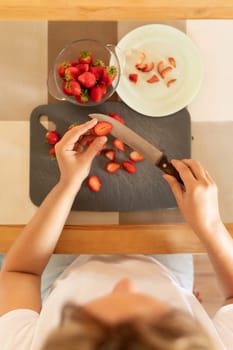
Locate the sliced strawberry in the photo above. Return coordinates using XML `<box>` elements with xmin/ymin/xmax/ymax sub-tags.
<box><xmin>78</xmin><ymin>71</ymin><xmax>96</xmax><ymax>88</ymax></box>
<box><xmin>90</xmin><ymin>85</ymin><xmax>104</xmax><ymax>103</ymax></box>
<box><xmin>78</xmin><ymin>50</ymin><xmax>93</xmax><ymax>65</ymax></box>
<box><xmin>105</xmin><ymin>161</ymin><xmax>120</xmax><ymax>174</ymax></box>
<box><xmin>57</xmin><ymin>61</ymin><xmax>70</xmax><ymax>78</ymax></box>
<box><xmin>160</xmin><ymin>66</ymin><xmax>173</xmax><ymax>79</ymax></box>
<box><xmin>129</xmin><ymin>150</ymin><xmax>144</xmax><ymax>162</ymax></box>
<box><xmin>75</xmin><ymin>89</ymin><xmax>89</xmax><ymax>104</ymax></box>
<box><xmin>108</xmin><ymin>112</ymin><xmax>125</xmax><ymax>124</ymax></box>
<box><xmin>122</xmin><ymin>161</ymin><xmax>136</xmax><ymax>174</ymax></box>
<box><xmin>143</xmin><ymin>62</ymin><xmax>154</xmax><ymax>72</ymax></box>
<box><xmin>49</xmin><ymin>146</ymin><xmax>56</xmax><ymax>160</ymax></box>
<box><xmin>157</xmin><ymin>61</ymin><xmax>164</xmax><ymax>76</ymax></box>
<box><xmin>166</xmin><ymin>78</ymin><xmax>177</xmax><ymax>88</ymax></box>
<box><xmin>136</xmin><ymin>52</ymin><xmax>146</xmax><ymax>65</ymax></box>
<box><xmin>64</xmin><ymin>66</ymin><xmax>79</xmax><ymax>81</ymax></box>
<box><xmin>76</xmin><ymin>63</ymin><xmax>89</xmax><ymax>75</ymax></box>
<box><xmin>70</xmin><ymin>81</ymin><xmax>81</xmax><ymax>96</ymax></box>
<box><xmin>147</xmin><ymin>74</ymin><xmax>159</xmax><ymax>83</ymax></box>
<box><xmin>87</xmin><ymin>175</ymin><xmax>101</xmax><ymax>192</ymax></box>
<box><xmin>104</xmin><ymin>149</ymin><xmax>116</xmax><ymax>161</ymax></box>
<box><xmin>93</xmin><ymin>121</ymin><xmax>112</xmax><ymax>136</ymax></box>
<box><xmin>113</xmin><ymin>138</ymin><xmax>125</xmax><ymax>152</ymax></box>
<box><xmin>135</xmin><ymin>63</ymin><xmax>147</xmax><ymax>71</ymax></box>
<box><xmin>62</xmin><ymin>81</ymin><xmax>73</xmax><ymax>96</ymax></box>
<box><xmin>128</xmin><ymin>73</ymin><xmax>138</xmax><ymax>84</ymax></box>
<box><xmin>101</xmin><ymin>66</ymin><xmax>117</xmax><ymax>85</ymax></box>
<box><xmin>45</xmin><ymin>130</ymin><xmax>60</xmax><ymax>145</ymax></box>
<box><xmin>168</xmin><ymin>57</ymin><xmax>176</xmax><ymax>68</ymax></box>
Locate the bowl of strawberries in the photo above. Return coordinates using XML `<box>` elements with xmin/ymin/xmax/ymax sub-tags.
<box><xmin>48</xmin><ymin>39</ymin><xmax>121</xmax><ymax>106</ymax></box>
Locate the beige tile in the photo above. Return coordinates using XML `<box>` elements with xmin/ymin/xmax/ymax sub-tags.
<box><xmin>119</xmin><ymin>208</ymin><xmax>183</xmax><ymax>224</ymax></box>
<box><xmin>67</xmin><ymin>211</ymin><xmax>119</xmax><ymax>225</ymax></box>
<box><xmin>0</xmin><ymin>21</ymin><xmax>48</xmax><ymax>121</ymax></box>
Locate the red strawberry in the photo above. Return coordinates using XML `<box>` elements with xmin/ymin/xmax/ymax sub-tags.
<box><xmin>135</xmin><ymin>63</ymin><xmax>147</xmax><ymax>71</ymax></box>
<box><xmin>129</xmin><ymin>150</ymin><xmax>144</xmax><ymax>162</ymax></box>
<box><xmin>128</xmin><ymin>74</ymin><xmax>138</xmax><ymax>84</ymax></box>
<box><xmin>78</xmin><ymin>50</ymin><xmax>93</xmax><ymax>64</ymax></box>
<box><xmin>90</xmin><ymin>61</ymin><xmax>105</xmax><ymax>80</ymax></box>
<box><xmin>168</xmin><ymin>57</ymin><xmax>176</xmax><ymax>68</ymax></box>
<box><xmin>70</xmin><ymin>81</ymin><xmax>81</xmax><ymax>96</ymax></box>
<box><xmin>108</xmin><ymin>112</ymin><xmax>125</xmax><ymax>124</ymax></box>
<box><xmin>113</xmin><ymin>138</ymin><xmax>124</xmax><ymax>151</ymax></box>
<box><xmin>93</xmin><ymin>121</ymin><xmax>112</xmax><ymax>136</ymax></box>
<box><xmin>49</xmin><ymin>146</ymin><xmax>56</xmax><ymax>160</ymax></box>
<box><xmin>143</xmin><ymin>62</ymin><xmax>154</xmax><ymax>72</ymax></box>
<box><xmin>87</xmin><ymin>175</ymin><xmax>101</xmax><ymax>192</ymax></box>
<box><xmin>102</xmin><ymin>66</ymin><xmax>117</xmax><ymax>85</ymax></box>
<box><xmin>45</xmin><ymin>130</ymin><xmax>60</xmax><ymax>145</ymax></box>
<box><xmin>105</xmin><ymin>161</ymin><xmax>121</xmax><ymax>174</ymax></box>
<box><xmin>99</xmin><ymin>82</ymin><xmax>107</xmax><ymax>95</ymax></box>
<box><xmin>64</xmin><ymin>66</ymin><xmax>79</xmax><ymax>81</ymax></box>
<box><xmin>75</xmin><ymin>89</ymin><xmax>89</xmax><ymax>104</ymax></box>
<box><xmin>122</xmin><ymin>161</ymin><xmax>136</xmax><ymax>174</ymax></box>
<box><xmin>78</xmin><ymin>71</ymin><xmax>96</xmax><ymax>88</ymax></box>
<box><xmin>147</xmin><ymin>74</ymin><xmax>159</xmax><ymax>83</ymax></box>
<box><xmin>104</xmin><ymin>149</ymin><xmax>116</xmax><ymax>161</ymax></box>
<box><xmin>90</xmin><ymin>85</ymin><xmax>104</xmax><ymax>103</ymax></box>
<box><xmin>76</xmin><ymin>63</ymin><xmax>89</xmax><ymax>75</ymax></box>
<box><xmin>69</xmin><ymin>60</ymin><xmax>78</xmax><ymax>66</ymax></box>
<box><xmin>57</xmin><ymin>61</ymin><xmax>70</xmax><ymax>78</ymax></box>
<box><xmin>62</xmin><ymin>81</ymin><xmax>73</xmax><ymax>96</ymax></box>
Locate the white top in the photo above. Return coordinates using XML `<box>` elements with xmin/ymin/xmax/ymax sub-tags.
<box><xmin>0</xmin><ymin>255</ymin><xmax>232</xmax><ymax>350</ymax></box>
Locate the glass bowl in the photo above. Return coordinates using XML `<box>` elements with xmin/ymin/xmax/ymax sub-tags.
<box><xmin>48</xmin><ymin>39</ymin><xmax>121</xmax><ymax>107</ymax></box>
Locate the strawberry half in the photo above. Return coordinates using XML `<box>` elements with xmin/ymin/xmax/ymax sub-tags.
<box><xmin>87</xmin><ymin>175</ymin><xmax>101</xmax><ymax>192</ymax></box>
<box><xmin>122</xmin><ymin>161</ymin><xmax>137</xmax><ymax>174</ymax></box>
<box><xmin>78</xmin><ymin>50</ymin><xmax>93</xmax><ymax>65</ymax></box>
<box><xmin>93</xmin><ymin>121</ymin><xmax>112</xmax><ymax>136</ymax></box>
<box><xmin>105</xmin><ymin>161</ymin><xmax>121</xmax><ymax>174</ymax></box>
<box><xmin>78</xmin><ymin>71</ymin><xmax>96</xmax><ymax>88</ymax></box>
<box><xmin>168</xmin><ymin>57</ymin><xmax>176</xmax><ymax>68</ymax></box>
<box><xmin>129</xmin><ymin>150</ymin><xmax>144</xmax><ymax>162</ymax></box>
<box><xmin>45</xmin><ymin>130</ymin><xmax>60</xmax><ymax>145</ymax></box>
<box><xmin>104</xmin><ymin>149</ymin><xmax>116</xmax><ymax>161</ymax></box>
<box><xmin>128</xmin><ymin>74</ymin><xmax>138</xmax><ymax>84</ymax></box>
<box><xmin>112</xmin><ymin>138</ymin><xmax>125</xmax><ymax>152</ymax></box>
<box><xmin>108</xmin><ymin>112</ymin><xmax>125</xmax><ymax>124</ymax></box>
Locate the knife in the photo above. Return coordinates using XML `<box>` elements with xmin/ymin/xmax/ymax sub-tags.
<box><xmin>89</xmin><ymin>113</ymin><xmax>183</xmax><ymax>185</ymax></box>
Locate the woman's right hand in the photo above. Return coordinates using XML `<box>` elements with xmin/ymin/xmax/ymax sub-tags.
<box><xmin>163</xmin><ymin>159</ymin><xmax>222</xmax><ymax>236</ymax></box>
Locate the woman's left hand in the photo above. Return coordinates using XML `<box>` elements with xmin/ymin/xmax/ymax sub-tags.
<box><xmin>55</xmin><ymin>119</ymin><xmax>107</xmax><ymax>191</ymax></box>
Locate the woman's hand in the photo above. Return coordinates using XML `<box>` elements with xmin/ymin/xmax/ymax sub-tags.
<box><xmin>55</xmin><ymin>119</ymin><xmax>107</xmax><ymax>192</ymax></box>
<box><xmin>163</xmin><ymin>159</ymin><xmax>222</xmax><ymax>236</ymax></box>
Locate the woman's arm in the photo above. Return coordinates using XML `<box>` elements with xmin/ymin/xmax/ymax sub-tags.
<box><xmin>0</xmin><ymin>119</ymin><xmax>107</xmax><ymax>314</ymax></box>
<box><xmin>164</xmin><ymin>159</ymin><xmax>233</xmax><ymax>303</ymax></box>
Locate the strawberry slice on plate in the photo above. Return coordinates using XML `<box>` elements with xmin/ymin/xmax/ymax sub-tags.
<box><xmin>87</xmin><ymin>175</ymin><xmax>101</xmax><ymax>192</ymax></box>
<box><xmin>93</xmin><ymin>121</ymin><xmax>113</xmax><ymax>136</ymax></box>
<box><xmin>128</xmin><ymin>73</ymin><xmax>138</xmax><ymax>84</ymax></box>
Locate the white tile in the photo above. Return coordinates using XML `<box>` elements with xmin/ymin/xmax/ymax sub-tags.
<box><xmin>192</xmin><ymin>122</ymin><xmax>233</xmax><ymax>222</ymax></box>
<box><xmin>0</xmin><ymin>21</ymin><xmax>48</xmax><ymax>121</ymax></box>
<box><xmin>187</xmin><ymin>20</ymin><xmax>233</xmax><ymax>122</ymax></box>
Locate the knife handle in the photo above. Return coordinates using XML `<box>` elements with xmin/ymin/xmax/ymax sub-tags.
<box><xmin>157</xmin><ymin>154</ymin><xmax>184</xmax><ymax>185</ymax></box>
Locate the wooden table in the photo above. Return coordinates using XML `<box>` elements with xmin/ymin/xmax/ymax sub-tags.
<box><xmin>0</xmin><ymin>1</ymin><xmax>233</xmax><ymax>254</ymax></box>
<box><xmin>0</xmin><ymin>0</ymin><xmax>233</xmax><ymax>20</ymax></box>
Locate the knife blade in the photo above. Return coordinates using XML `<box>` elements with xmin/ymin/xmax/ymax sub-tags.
<box><xmin>89</xmin><ymin>113</ymin><xmax>183</xmax><ymax>184</ymax></box>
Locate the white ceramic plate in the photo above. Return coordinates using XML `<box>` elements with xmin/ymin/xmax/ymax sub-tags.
<box><xmin>116</xmin><ymin>24</ymin><xmax>202</xmax><ymax>117</ymax></box>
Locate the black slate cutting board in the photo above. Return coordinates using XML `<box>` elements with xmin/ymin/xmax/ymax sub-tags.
<box><xmin>30</xmin><ymin>101</ymin><xmax>191</xmax><ymax>211</ymax></box>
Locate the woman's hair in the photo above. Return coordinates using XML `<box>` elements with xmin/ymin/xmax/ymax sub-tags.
<box><xmin>42</xmin><ymin>303</ymin><xmax>218</xmax><ymax>350</ymax></box>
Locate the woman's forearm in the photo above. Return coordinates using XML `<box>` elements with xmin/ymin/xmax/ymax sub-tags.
<box><xmin>2</xmin><ymin>180</ymin><xmax>80</xmax><ymax>276</ymax></box>
<box><xmin>195</xmin><ymin>222</ymin><xmax>233</xmax><ymax>300</ymax></box>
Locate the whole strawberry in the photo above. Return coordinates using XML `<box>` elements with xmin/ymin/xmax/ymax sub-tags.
<box><xmin>57</xmin><ymin>61</ymin><xmax>70</xmax><ymax>78</ymax></box>
<box><xmin>90</xmin><ymin>59</ymin><xmax>105</xmax><ymax>80</ymax></box>
<box><xmin>78</xmin><ymin>50</ymin><xmax>93</xmax><ymax>65</ymax></box>
<box><xmin>102</xmin><ymin>66</ymin><xmax>117</xmax><ymax>85</ymax></box>
<box><xmin>90</xmin><ymin>85</ymin><xmax>104</xmax><ymax>103</ymax></box>
<box><xmin>78</xmin><ymin>71</ymin><xmax>96</xmax><ymax>88</ymax></box>
<box><xmin>46</xmin><ymin>131</ymin><xmax>60</xmax><ymax>145</ymax></box>
<box><xmin>64</xmin><ymin>66</ymin><xmax>79</xmax><ymax>81</ymax></box>
<box><xmin>76</xmin><ymin>89</ymin><xmax>89</xmax><ymax>104</ymax></box>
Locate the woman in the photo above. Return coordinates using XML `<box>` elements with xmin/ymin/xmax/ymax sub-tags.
<box><xmin>0</xmin><ymin>119</ymin><xmax>232</xmax><ymax>349</ymax></box>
